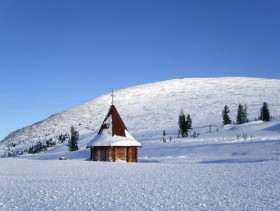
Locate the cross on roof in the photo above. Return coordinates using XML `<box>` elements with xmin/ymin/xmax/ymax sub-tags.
<box><xmin>111</xmin><ymin>88</ymin><xmax>115</xmax><ymax>105</ymax></box>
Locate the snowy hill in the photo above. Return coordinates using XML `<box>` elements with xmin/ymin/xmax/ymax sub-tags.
<box><xmin>1</xmin><ymin>77</ymin><xmax>280</xmax><ymax>159</ymax></box>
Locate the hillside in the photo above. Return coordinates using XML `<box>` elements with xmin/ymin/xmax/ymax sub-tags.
<box><xmin>1</xmin><ymin>77</ymin><xmax>280</xmax><ymax>158</ymax></box>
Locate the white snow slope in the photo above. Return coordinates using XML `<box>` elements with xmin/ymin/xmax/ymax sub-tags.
<box><xmin>1</xmin><ymin>77</ymin><xmax>280</xmax><ymax>210</ymax></box>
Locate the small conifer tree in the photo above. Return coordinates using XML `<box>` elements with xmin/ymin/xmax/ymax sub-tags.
<box><xmin>178</xmin><ymin>110</ymin><xmax>187</xmax><ymax>137</ymax></box>
<box><xmin>186</xmin><ymin>114</ymin><xmax>192</xmax><ymax>132</ymax></box>
<box><xmin>259</xmin><ymin>102</ymin><xmax>271</xmax><ymax>122</ymax></box>
<box><xmin>222</xmin><ymin>105</ymin><xmax>232</xmax><ymax>125</ymax></box>
<box><xmin>244</xmin><ymin>104</ymin><xmax>249</xmax><ymax>123</ymax></box>
<box><xmin>69</xmin><ymin>126</ymin><xmax>79</xmax><ymax>151</ymax></box>
<box><xmin>236</xmin><ymin>104</ymin><xmax>247</xmax><ymax>124</ymax></box>
<box><xmin>178</xmin><ymin>110</ymin><xmax>192</xmax><ymax>137</ymax></box>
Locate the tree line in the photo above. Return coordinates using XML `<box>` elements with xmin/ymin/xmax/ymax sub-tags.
<box><xmin>177</xmin><ymin>102</ymin><xmax>272</xmax><ymax>138</ymax></box>
<box><xmin>222</xmin><ymin>102</ymin><xmax>272</xmax><ymax>125</ymax></box>
<box><xmin>1</xmin><ymin>126</ymin><xmax>80</xmax><ymax>158</ymax></box>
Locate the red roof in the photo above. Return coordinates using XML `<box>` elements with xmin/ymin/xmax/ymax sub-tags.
<box><xmin>97</xmin><ymin>105</ymin><xmax>127</xmax><ymax>137</ymax></box>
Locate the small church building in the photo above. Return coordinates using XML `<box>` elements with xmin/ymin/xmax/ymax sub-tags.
<box><xmin>87</xmin><ymin>103</ymin><xmax>141</xmax><ymax>162</ymax></box>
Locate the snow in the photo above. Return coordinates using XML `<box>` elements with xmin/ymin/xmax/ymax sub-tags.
<box><xmin>0</xmin><ymin>158</ymin><xmax>280</xmax><ymax>210</ymax></box>
<box><xmin>87</xmin><ymin>130</ymin><xmax>141</xmax><ymax>147</ymax></box>
<box><xmin>1</xmin><ymin>77</ymin><xmax>280</xmax><ymax>210</ymax></box>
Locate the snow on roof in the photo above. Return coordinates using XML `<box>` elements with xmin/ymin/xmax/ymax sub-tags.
<box><xmin>87</xmin><ymin>130</ymin><xmax>141</xmax><ymax>147</ymax></box>
<box><xmin>87</xmin><ymin>105</ymin><xmax>141</xmax><ymax>147</ymax></box>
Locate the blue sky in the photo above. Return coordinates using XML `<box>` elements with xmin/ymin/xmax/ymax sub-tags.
<box><xmin>1</xmin><ymin>0</ymin><xmax>280</xmax><ymax>140</ymax></box>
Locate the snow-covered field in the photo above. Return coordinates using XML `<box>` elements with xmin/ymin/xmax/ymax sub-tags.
<box><xmin>1</xmin><ymin>155</ymin><xmax>280</xmax><ymax>210</ymax></box>
<box><xmin>1</xmin><ymin>77</ymin><xmax>280</xmax><ymax>210</ymax></box>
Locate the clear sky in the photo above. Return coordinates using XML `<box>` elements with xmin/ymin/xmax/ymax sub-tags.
<box><xmin>1</xmin><ymin>0</ymin><xmax>280</xmax><ymax>140</ymax></box>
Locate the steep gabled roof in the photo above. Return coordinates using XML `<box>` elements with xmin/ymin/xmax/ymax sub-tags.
<box><xmin>97</xmin><ymin>105</ymin><xmax>127</xmax><ymax>137</ymax></box>
<box><xmin>87</xmin><ymin>105</ymin><xmax>141</xmax><ymax>147</ymax></box>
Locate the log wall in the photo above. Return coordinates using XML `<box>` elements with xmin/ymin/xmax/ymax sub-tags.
<box><xmin>90</xmin><ymin>146</ymin><xmax>139</xmax><ymax>162</ymax></box>
<box><xmin>114</xmin><ymin>147</ymin><xmax>127</xmax><ymax>162</ymax></box>
<box><xmin>127</xmin><ymin>147</ymin><xmax>138</xmax><ymax>162</ymax></box>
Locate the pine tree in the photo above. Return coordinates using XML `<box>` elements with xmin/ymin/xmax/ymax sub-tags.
<box><xmin>178</xmin><ymin>110</ymin><xmax>187</xmax><ymax>137</ymax></box>
<box><xmin>244</xmin><ymin>104</ymin><xmax>249</xmax><ymax>123</ymax></box>
<box><xmin>178</xmin><ymin>111</ymin><xmax>192</xmax><ymax>137</ymax></box>
<box><xmin>186</xmin><ymin>114</ymin><xmax>192</xmax><ymax>132</ymax></box>
<box><xmin>259</xmin><ymin>102</ymin><xmax>271</xmax><ymax>122</ymax></box>
<box><xmin>69</xmin><ymin>126</ymin><xmax>79</xmax><ymax>151</ymax></box>
<box><xmin>222</xmin><ymin>105</ymin><xmax>232</xmax><ymax>125</ymax></box>
<box><xmin>236</xmin><ymin>104</ymin><xmax>245</xmax><ymax>124</ymax></box>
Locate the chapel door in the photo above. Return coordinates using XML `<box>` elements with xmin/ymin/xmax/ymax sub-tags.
<box><xmin>100</xmin><ymin>148</ymin><xmax>109</xmax><ymax>161</ymax></box>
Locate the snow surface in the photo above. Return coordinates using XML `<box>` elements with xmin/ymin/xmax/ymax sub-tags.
<box><xmin>1</xmin><ymin>77</ymin><xmax>280</xmax><ymax>210</ymax></box>
<box><xmin>0</xmin><ymin>158</ymin><xmax>280</xmax><ymax>210</ymax></box>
